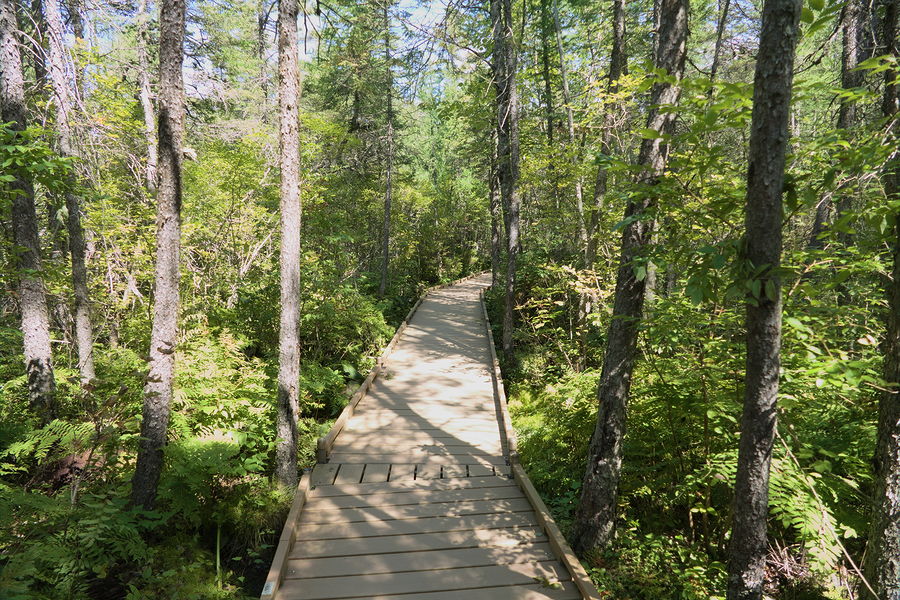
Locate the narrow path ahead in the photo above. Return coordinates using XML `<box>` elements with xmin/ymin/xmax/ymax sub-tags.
<box><xmin>263</xmin><ymin>274</ymin><xmax>598</xmax><ymax>600</ymax></box>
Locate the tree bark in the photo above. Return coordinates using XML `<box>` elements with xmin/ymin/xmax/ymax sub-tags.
<box><xmin>808</xmin><ymin>0</ymin><xmax>862</xmax><ymax>251</ymax></box>
<box><xmin>274</xmin><ymin>0</ymin><xmax>301</xmax><ymax>490</ymax></box>
<box><xmin>539</xmin><ymin>0</ymin><xmax>554</xmax><ymax>146</ymax></box>
<box><xmin>709</xmin><ymin>0</ymin><xmax>730</xmax><ymax>83</ymax></box>
<box><xmin>551</xmin><ymin>0</ymin><xmax>587</xmax><ymax>250</ymax></box>
<box><xmin>866</xmin><ymin>2</ymin><xmax>900</xmax><ymax>597</ymax></box>
<box><xmin>491</xmin><ymin>0</ymin><xmax>521</xmax><ymax>364</ymax></box>
<box><xmin>130</xmin><ymin>0</ymin><xmax>186</xmax><ymax>510</ymax></box>
<box><xmin>586</xmin><ymin>0</ymin><xmax>626</xmax><ymax>268</ymax></box>
<box><xmin>137</xmin><ymin>0</ymin><xmax>158</xmax><ymax>194</ymax></box>
<box><xmin>725</xmin><ymin>0</ymin><xmax>801</xmax><ymax>598</ymax></box>
<box><xmin>571</xmin><ymin>0</ymin><xmax>687</xmax><ymax>554</ymax></box>
<box><xmin>1</xmin><ymin>0</ymin><xmax>57</xmax><ymax>418</ymax></box>
<box><xmin>490</xmin><ymin>125</ymin><xmax>502</xmax><ymax>291</ymax></box>
<box><xmin>378</xmin><ymin>1</ymin><xmax>393</xmax><ymax>298</ymax></box>
<box><xmin>45</xmin><ymin>0</ymin><xmax>94</xmax><ymax>384</ymax></box>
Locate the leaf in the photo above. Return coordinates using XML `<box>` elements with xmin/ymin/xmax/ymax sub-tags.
<box><xmin>801</xmin><ymin>6</ymin><xmax>814</xmax><ymax>23</ymax></box>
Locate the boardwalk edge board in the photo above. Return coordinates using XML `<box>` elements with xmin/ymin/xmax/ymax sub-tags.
<box><xmin>260</xmin><ymin>472</ymin><xmax>312</xmax><ymax>600</ymax></box>
<box><xmin>480</xmin><ymin>288</ymin><xmax>602</xmax><ymax>600</ymax></box>
<box><xmin>316</xmin><ymin>271</ymin><xmax>487</xmax><ymax>463</ymax></box>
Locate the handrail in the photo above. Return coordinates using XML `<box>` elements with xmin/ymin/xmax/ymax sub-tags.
<box><xmin>259</xmin><ymin>472</ymin><xmax>312</xmax><ymax>600</ymax></box>
<box><xmin>479</xmin><ymin>288</ymin><xmax>518</xmax><ymax>459</ymax></box>
<box><xmin>479</xmin><ymin>287</ymin><xmax>601</xmax><ymax>600</ymax></box>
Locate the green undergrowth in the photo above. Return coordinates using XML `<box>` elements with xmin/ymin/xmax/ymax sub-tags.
<box><xmin>491</xmin><ymin>255</ymin><xmax>878</xmax><ymax>599</ymax></box>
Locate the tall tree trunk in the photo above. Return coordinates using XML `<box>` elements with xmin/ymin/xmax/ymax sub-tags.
<box><xmin>137</xmin><ymin>0</ymin><xmax>158</xmax><ymax>194</ymax></box>
<box><xmin>258</xmin><ymin>0</ymin><xmax>269</xmax><ymax>107</ymax></box>
<box><xmin>539</xmin><ymin>0</ymin><xmax>554</xmax><ymax>145</ymax></box>
<box><xmin>130</xmin><ymin>0</ymin><xmax>186</xmax><ymax>510</ymax></box>
<box><xmin>64</xmin><ymin>0</ymin><xmax>85</xmax><ymax>90</ymax></box>
<box><xmin>585</xmin><ymin>0</ymin><xmax>626</xmax><ymax>268</ymax></box>
<box><xmin>709</xmin><ymin>0</ymin><xmax>730</xmax><ymax>83</ymax></box>
<box><xmin>571</xmin><ymin>0</ymin><xmax>687</xmax><ymax>554</ymax></box>
<box><xmin>274</xmin><ymin>0</ymin><xmax>301</xmax><ymax>490</ymax></box>
<box><xmin>808</xmin><ymin>0</ymin><xmax>862</xmax><ymax>251</ymax></box>
<box><xmin>491</xmin><ymin>0</ymin><xmax>521</xmax><ymax>364</ymax></box>
<box><xmin>1</xmin><ymin>0</ymin><xmax>57</xmax><ymax>418</ymax></box>
<box><xmin>378</xmin><ymin>1</ymin><xmax>393</xmax><ymax>298</ymax></box>
<box><xmin>551</xmin><ymin>0</ymin><xmax>587</xmax><ymax>250</ymax></box>
<box><xmin>28</xmin><ymin>0</ymin><xmax>47</xmax><ymax>88</ymax></box>
<box><xmin>45</xmin><ymin>0</ymin><xmax>94</xmax><ymax>384</ymax></box>
<box><xmin>866</xmin><ymin>2</ymin><xmax>900</xmax><ymax>596</ymax></box>
<box><xmin>490</xmin><ymin>125</ymin><xmax>502</xmax><ymax>290</ymax></box>
<box><xmin>725</xmin><ymin>0</ymin><xmax>801</xmax><ymax>597</ymax></box>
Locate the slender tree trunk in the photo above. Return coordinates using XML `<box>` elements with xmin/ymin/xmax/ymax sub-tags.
<box><xmin>539</xmin><ymin>0</ymin><xmax>554</xmax><ymax>146</ymax></box>
<box><xmin>130</xmin><ymin>0</ymin><xmax>186</xmax><ymax>510</ymax></box>
<box><xmin>866</xmin><ymin>3</ymin><xmax>900</xmax><ymax>596</ymax></box>
<box><xmin>491</xmin><ymin>0</ymin><xmax>521</xmax><ymax>364</ymax></box>
<box><xmin>490</xmin><ymin>125</ymin><xmax>502</xmax><ymax>290</ymax></box>
<box><xmin>378</xmin><ymin>1</ymin><xmax>393</xmax><ymax>298</ymax></box>
<box><xmin>1</xmin><ymin>0</ymin><xmax>57</xmax><ymax>418</ymax></box>
<box><xmin>45</xmin><ymin>0</ymin><xmax>94</xmax><ymax>384</ymax></box>
<box><xmin>725</xmin><ymin>0</ymin><xmax>801</xmax><ymax>597</ymax></box>
<box><xmin>571</xmin><ymin>0</ymin><xmax>687</xmax><ymax>554</ymax></box>
<box><xmin>808</xmin><ymin>0</ymin><xmax>861</xmax><ymax>251</ymax></box>
<box><xmin>29</xmin><ymin>0</ymin><xmax>47</xmax><ymax>88</ymax></box>
<box><xmin>137</xmin><ymin>0</ymin><xmax>158</xmax><ymax>194</ymax></box>
<box><xmin>709</xmin><ymin>0</ymin><xmax>730</xmax><ymax>83</ymax></box>
<box><xmin>551</xmin><ymin>0</ymin><xmax>587</xmax><ymax>250</ymax></box>
<box><xmin>258</xmin><ymin>0</ymin><xmax>269</xmax><ymax>107</ymax></box>
<box><xmin>64</xmin><ymin>0</ymin><xmax>85</xmax><ymax>89</ymax></box>
<box><xmin>586</xmin><ymin>0</ymin><xmax>626</xmax><ymax>268</ymax></box>
<box><xmin>274</xmin><ymin>0</ymin><xmax>301</xmax><ymax>490</ymax></box>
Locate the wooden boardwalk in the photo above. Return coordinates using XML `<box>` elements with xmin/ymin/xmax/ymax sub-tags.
<box><xmin>262</xmin><ymin>274</ymin><xmax>599</xmax><ymax>600</ymax></box>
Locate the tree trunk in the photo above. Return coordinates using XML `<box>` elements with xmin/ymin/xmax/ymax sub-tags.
<box><xmin>709</xmin><ymin>0</ymin><xmax>730</xmax><ymax>83</ymax></box>
<box><xmin>45</xmin><ymin>0</ymin><xmax>94</xmax><ymax>384</ymax></box>
<box><xmin>1</xmin><ymin>0</ymin><xmax>57</xmax><ymax>418</ymax></box>
<box><xmin>28</xmin><ymin>0</ymin><xmax>47</xmax><ymax>88</ymax></box>
<box><xmin>725</xmin><ymin>0</ymin><xmax>801</xmax><ymax>598</ymax></box>
<box><xmin>808</xmin><ymin>0</ymin><xmax>861</xmax><ymax>251</ymax></box>
<box><xmin>130</xmin><ymin>0</ymin><xmax>186</xmax><ymax>510</ymax></box>
<box><xmin>551</xmin><ymin>0</ymin><xmax>587</xmax><ymax>250</ymax></box>
<box><xmin>491</xmin><ymin>0</ymin><xmax>521</xmax><ymax>364</ymax></box>
<box><xmin>137</xmin><ymin>0</ymin><xmax>158</xmax><ymax>194</ymax></box>
<box><xmin>539</xmin><ymin>0</ymin><xmax>554</xmax><ymax>146</ymax></box>
<box><xmin>571</xmin><ymin>0</ymin><xmax>687</xmax><ymax>554</ymax></box>
<box><xmin>866</xmin><ymin>2</ymin><xmax>900</xmax><ymax>597</ymax></box>
<box><xmin>378</xmin><ymin>1</ymin><xmax>393</xmax><ymax>298</ymax></box>
<box><xmin>274</xmin><ymin>0</ymin><xmax>301</xmax><ymax>490</ymax></box>
<box><xmin>586</xmin><ymin>0</ymin><xmax>626</xmax><ymax>268</ymax></box>
<box><xmin>64</xmin><ymin>0</ymin><xmax>85</xmax><ymax>89</ymax></box>
<box><xmin>490</xmin><ymin>126</ymin><xmax>502</xmax><ymax>291</ymax></box>
<box><xmin>258</xmin><ymin>0</ymin><xmax>269</xmax><ymax>107</ymax></box>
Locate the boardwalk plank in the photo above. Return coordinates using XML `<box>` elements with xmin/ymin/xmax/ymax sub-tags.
<box><xmin>289</xmin><ymin>527</ymin><xmax>547</xmax><ymax>559</ymax></box>
<box><xmin>304</xmin><ymin>485</ymin><xmax>524</xmax><ymax>510</ymax></box>
<box><xmin>360</xmin><ymin>463</ymin><xmax>390</xmax><ymax>483</ymax></box>
<box><xmin>364</xmin><ymin>582</ymin><xmax>582</xmax><ymax>600</ymax></box>
<box><xmin>295</xmin><ymin>512</ymin><xmax>539</xmax><ymax>541</ymax></box>
<box><xmin>285</xmin><ymin>543</ymin><xmax>556</xmax><ymax>578</ymax></box>
<box><xmin>299</xmin><ymin>498</ymin><xmax>533</xmax><ymax>524</ymax></box>
<box><xmin>277</xmin><ymin>561</ymin><xmax>570</xmax><ymax>599</ymax></box>
<box><xmin>310</xmin><ymin>464</ymin><xmax>339</xmax><ymax>487</ymax></box>
<box><xmin>333</xmin><ymin>464</ymin><xmax>364</xmax><ymax>485</ymax></box>
<box><xmin>331</xmin><ymin>452</ymin><xmax>507</xmax><ymax>466</ymax></box>
<box><xmin>310</xmin><ymin>475</ymin><xmax>514</xmax><ymax>497</ymax></box>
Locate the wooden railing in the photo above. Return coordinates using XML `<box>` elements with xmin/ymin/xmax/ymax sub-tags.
<box><xmin>479</xmin><ymin>287</ymin><xmax>602</xmax><ymax>600</ymax></box>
